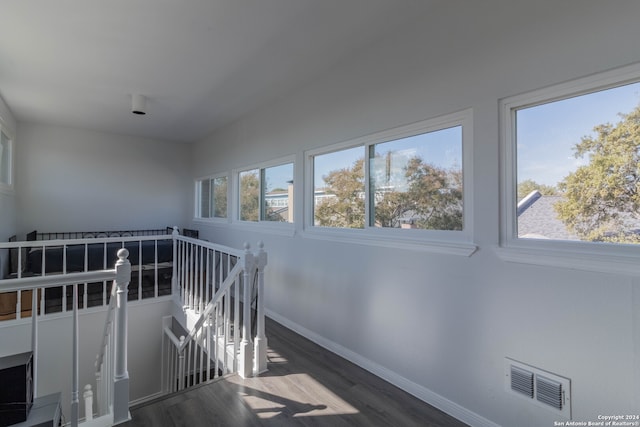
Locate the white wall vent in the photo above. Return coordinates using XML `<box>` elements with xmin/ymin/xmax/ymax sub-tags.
<box><xmin>510</xmin><ymin>365</ymin><xmax>534</xmax><ymax>398</ymax></box>
<box><xmin>505</xmin><ymin>358</ymin><xmax>571</xmax><ymax>419</ymax></box>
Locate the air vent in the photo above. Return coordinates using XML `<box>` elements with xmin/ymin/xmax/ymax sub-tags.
<box><xmin>510</xmin><ymin>365</ymin><xmax>534</xmax><ymax>397</ymax></box>
<box><xmin>536</xmin><ymin>375</ymin><xmax>563</xmax><ymax>410</ymax></box>
<box><xmin>505</xmin><ymin>358</ymin><xmax>571</xmax><ymax>419</ymax></box>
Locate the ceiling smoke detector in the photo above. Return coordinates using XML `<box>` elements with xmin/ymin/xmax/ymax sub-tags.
<box><xmin>131</xmin><ymin>94</ymin><xmax>146</xmax><ymax>115</ymax></box>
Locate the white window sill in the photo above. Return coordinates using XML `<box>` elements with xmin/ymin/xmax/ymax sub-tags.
<box><xmin>495</xmin><ymin>242</ymin><xmax>640</xmax><ymax>276</ymax></box>
<box><xmin>302</xmin><ymin>227</ymin><xmax>477</xmax><ymax>256</ymax></box>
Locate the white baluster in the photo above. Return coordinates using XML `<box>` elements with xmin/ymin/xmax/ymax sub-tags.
<box><xmin>238</xmin><ymin>243</ymin><xmax>254</xmax><ymax>378</ymax></box>
<box><xmin>83</xmin><ymin>384</ymin><xmax>93</xmax><ymax>421</ymax></box>
<box><xmin>253</xmin><ymin>241</ymin><xmax>268</xmax><ymax>375</ymax></box>
<box><xmin>94</xmin><ymin>370</ymin><xmax>102</xmax><ymax>416</ymax></box>
<box><xmin>172</xmin><ymin>226</ymin><xmax>179</xmax><ymax>298</ymax></box>
<box><xmin>113</xmin><ymin>248</ymin><xmax>131</xmax><ymax>424</ymax></box>
<box><xmin>178</xmin><ymin>336</ymin><xmax>186</xmax><ymax>390</ymax></box>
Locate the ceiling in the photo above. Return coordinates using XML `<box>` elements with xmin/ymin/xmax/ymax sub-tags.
<box><xmin>0</xmin><ymin>0</ymin><xmax>439</xmax><ymax>143</ymax></box>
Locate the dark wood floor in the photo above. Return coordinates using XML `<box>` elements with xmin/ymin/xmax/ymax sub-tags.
<box><xmin>123</xmin><ymin>317</ymin><xmax>469</xmax><ymax>427</ymax></box>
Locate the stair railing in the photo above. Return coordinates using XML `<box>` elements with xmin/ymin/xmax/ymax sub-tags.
<box><xmin>0</xmin><ymin>249</ymin><xmax>130</xmax><ymax>427</ymax></box>
<box><xmin>93</xmin><ymin>248</ymin><xmax>132</xmax><ymax>425</ymax></box>
<box><xmin>162</xmin><ymin>260</ymin><xmax>243</xmax><ymax>393</ymax></box>
<box><xmin>163</xmin><ymin>238</ymin><xmax>268</xmax><ymax>393</ymax></box>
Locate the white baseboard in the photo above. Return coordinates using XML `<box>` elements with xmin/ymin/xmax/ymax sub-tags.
<box><xmin>266</xmin><ymin>309</ymin><xmax>500</xmax><ymax>427</ymax></box>
<box><xmin>129</xmin><ymin>391</ymin><xmax>165</xmax><ymax>407</ymax></box>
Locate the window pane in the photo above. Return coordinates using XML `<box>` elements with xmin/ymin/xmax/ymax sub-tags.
<box><xmin>516</xmin><ymin>81</ymin><xmax>640</xmax><ymax>243</ymax></box>
<box><xmin>0</xmin><ymin>131</ymin><xmax>10</xmax><ymax>186</ymax></box>
<box><xmin>263</xmin><ymin>163</ymin><xmax>293</xmax><ymax>222</ymax></box>
<box><xmin>370</xmin><ymin>126</ymin><xmax>463</xmax><ymax>230</ymax></box>
<box><xmin>199</xmin><ymin>179</ymin><xmax>211</xmax><ymax>218</ymax></box>
<box><xmin>313</xmin><ymin>147</ymin><xmax>365</xmax><ymax>228</ymax></box>
<box><xmin>239</xmin><ymin>169</ymin><xmax>260</xmax><ymax>221</ymax></box>
<box><xmin>212</xmin><ymin>176</ymin><xmax>227</xmax><ymax>218</ymax></box>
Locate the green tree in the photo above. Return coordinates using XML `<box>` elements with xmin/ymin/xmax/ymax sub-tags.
<box><xmin>517</xmin><ymin>179</ymin><xmax>558</xmax><ymax>201</ymax></box>
<box><xmin>403</xmin><ymin>157</ymin><xmax>463</xmax><ymax>230</ymax></box>
<box><xmin>213</xmin><ymin>177</ymin><xmax>227</xmax><ymax>218</ymax></box>
<box><xmin>315</xmin><ymin>158</ymin><xmax>365</xmax><ymax>228</ymax></box>
<box><xmin>555</xmin><ymin>105</ymin><xmax>640</xmax><ymax>242</ymax></box>
<box><xmin>240</xmin><ymin>171</ymin><xmax>259</xmax><ymax>221</ymax></box>
<box><xmin>314</xmin><ymin>156</ymin><xmax>463</xmax><ymax>230</ymax></box>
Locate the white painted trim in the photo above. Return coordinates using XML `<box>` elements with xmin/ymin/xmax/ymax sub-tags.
<box><xmin>499</xmin><ymin>61</ymin><xmax>640</xmax><ymax>274</ymax></box>
<box><xmin>303</xmin><ymin>109</ymin><xmax>475</xmax><ymax>255</ymax></box>
<box><xmin>232</xmin><ymin>154</ymin><xmax>296</xmax><ymax>226</ymax></box>
<box><xmin>128</xmin><ymin>391</ymin><xmax>165</xmax><ymax>407</ymax></box>
<box><xmin>194</xmin><ymin>172</ymin><xmax>230</xmax><ymax>221</ymax></box>
<box><xmin>494</xmin><ymin>245</ymin><xmax>640</xmax><ymax>277</ymax></box>
<box><xmin>266</xmin><ymin>310</ymin><xmax>500</xmax><ymax>427</ymax></box>
<box><xmin>0</xmin><ymin>124</ymin><xmax>15</xmax><ymax>194</ymax></box>
<box><xmin>302</xmin><ymin>227</ymin><xmax>476</xmax><ymax>256</ymax></box>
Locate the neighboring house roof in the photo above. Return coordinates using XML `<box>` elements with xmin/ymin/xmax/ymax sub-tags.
<box><xmin>517</xmin><ymin>195</ymin><xmax>580</xmax><ymax>240</ymax></box>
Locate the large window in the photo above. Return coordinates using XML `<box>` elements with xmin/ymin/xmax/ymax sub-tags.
<box><xmin>196</xmin><ymin>175</ymin><xmax>227</xmax><ymax>219</ymax></box>
<box><xmin>0</xmin><ymin>128</ymin><xmax>13</xmax><ymax>192</ymax></box>
<box><xmin>505</xmin><ymin>71</ymin><xmax>640</xmax><ymax>244</ymax></box>
<box><xmin>309</xmin><ymin>110</ymin><xmax>472</xmax><ymax>247</ymax></box>
<box><xmin>500</xmin><ymin>63</ymin><xmax>640</xmax><ymax>273</ymax></box>
<box><xmin>369</xmin><ymin>126</ymin><xmax>462</xmax><ymax>230</ymax></box>
<box><xmin>238</xmin><ymin>161</ymin><xmax>294</xmax><ymax>223</ymax></box>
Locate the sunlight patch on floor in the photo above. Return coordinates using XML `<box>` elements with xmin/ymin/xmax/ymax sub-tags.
<box><xmin>230</xmin><ymin>373</ymin><xmax>359</xmax><ymax>419</ymax></box>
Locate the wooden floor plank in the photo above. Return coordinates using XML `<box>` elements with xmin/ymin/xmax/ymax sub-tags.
<box><xmin>123</xmin><ymin>317</ymin><xmax>469</xmax><ymax>427</ymax></box>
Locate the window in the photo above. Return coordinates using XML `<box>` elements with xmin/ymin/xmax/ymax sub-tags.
<box><xmin>307</xmin><ymin>110</ymin><xmax>473</xmax><ymax>253</ymax></box>
<box><xmin>500</xmin><ymin>63</ymin><xmax>640</xmax><ymax>274</ymax></box>
<box><xmin>238</xmin><ymin>161</ymin><xmax>294</xmax><ymax>223</ymax></box>
<box><xmin>369</xmin><ymin>126</ymin><xmax>462</xmax><ymax>230</ymax></box>
<box><xmin>262</xmin><ymin>163</ymin><xmax>294</xmax><ymax>223</ymax></box>
<box><xmin>505</xmin><ymin>71</ymin><xmax>640</xmax><ymax>244</ymax></box>
<box><xmin>0</xmin><ymin>127</ymin><xmax>13</xmax><ymax>192</ymax></box>
<box><xmin>195</xmin><ymin>175</ymin><xmax>227</xmax><ymax>219</ymax></box>
<box><xmin>313</xmin><ymin>146</ymin><xmax>364</xmax><ymax>228</ymax></box>
<box><xmin>239</xmin><ymin>169</ymin><xmax>259</xmax><ymax>221</ymax></box>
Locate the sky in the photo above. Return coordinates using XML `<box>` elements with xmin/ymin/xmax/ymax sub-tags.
<box><xmin>517</xmin><ymin>81</ymin><xmax>640</xmax><ymax>187</ymax></box>
<box><xmin>312</xmin><ymin>126</ymin><xmax>462</xmax><ymax>189</ymax></box>
<box><xmin>267</xmin><ymin>81</ymin><xmax>640</xmax><ymax>193</ymax></box>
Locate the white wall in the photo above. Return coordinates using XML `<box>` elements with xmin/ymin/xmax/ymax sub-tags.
<box><xmin>0</xmin><ymin>94</ymin><xmax>17</xmax><ymax>276</ymax></box>
<box><xmin>14</xmin><ymin>123</ymin><xmax>191</xmax><ymax>236</ymax></box>
<box><xmin>191</xmin><ymin>2</ymin><xmax>640</xmax><ymax>426</ymax></box>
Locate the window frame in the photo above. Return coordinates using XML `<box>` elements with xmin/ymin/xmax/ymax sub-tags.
<box><xmin>231</xmin><ymin>155</ymin><xmax>296</xmax><ymax>235</ymax></box>
<box><xmin>0</xmin><ymin>122</ymin><xmax>15</xmax><ymax>194</ymax></box>
<box><xmin>498</xmin><ymin>62</ymin><xmax>640</xmax><ymax>275</ymax></box>
<box><xmin>193</xmin><ymin>172</ymin><xmax>229</xmax><ymax>223</ymax></box>
<box><xmin>304</xmin><ymin>109</ymin><xmax>475</xmax><ymax>256</ymax></box>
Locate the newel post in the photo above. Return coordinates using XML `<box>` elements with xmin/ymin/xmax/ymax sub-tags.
<box><xmin>113</xmin><ymin>248</ymin><xmax>131</xmax><ymax>424</ymax></box>
<box><xmin>238</xmin><ymin>243</ymin><xmax>254</xmax><ymax>378</ymax></box>
<box><xmin>253</xmin><ymin>241</ymin><xmax>268</xmax><ymax>375</ymax></box>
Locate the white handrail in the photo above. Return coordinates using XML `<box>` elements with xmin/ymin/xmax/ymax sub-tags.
<box><xmin>0</xmin><ymin>249</ymin><xmax>131</xmax><ymax>427</ymax></box>
<box><xmin>92</xmin><ymin>249</ymin><xmax>131</xmax><ymax>425</ymax></box>
<box><xmin>0</xmin><ymin>270</ymin><xmax>116</xmax><ymax>292</ymax></box>
<box><xmin>163</xmin><ymin>238</ymin><xmax>268</xmax><ymax>393</ymax></box>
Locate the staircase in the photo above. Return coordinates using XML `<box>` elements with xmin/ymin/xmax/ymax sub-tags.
<box><xmin>0</xmin><ymin>229</ymin><xmax>268</xmax><ymax>426</ymax></box>
<box><xmin>161</xmin><ymin>233</ymin><xmax>268</xmax><ymax>394</ymax></box>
